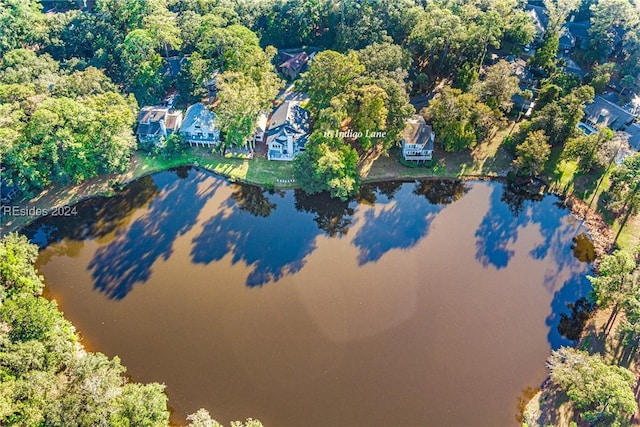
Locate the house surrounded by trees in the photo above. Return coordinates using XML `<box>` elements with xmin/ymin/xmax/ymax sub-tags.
<box><xmin>266</xmin><ymin>100</ymin><xmax>310</xmax><ymax>161</ymax></box>
<box><xmin>401</xmin><ymin>116</ymin><xmax>435</xmax><ymax>163</ymax></box>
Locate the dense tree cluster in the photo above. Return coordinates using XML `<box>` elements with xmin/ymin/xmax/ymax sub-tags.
<box><xmin>294</xmin><ymin>48</ymin><xmax>414</xmax><ymax>198</ymax></box>
<box><xmin>0</xmin><ymin>50</ymin><xmax>137</xmax><ymax>194</ymax></box>
<box><xmin>0</xmin><ymin>234</ymin><xmax>264</xmax><ymax>427</ymax></box>
<box><xmin>548</xmin><ymin>347</ymin><xmax>637</xmax><ymax>426</ymax></box>
<box><xmin>0</xmin><ymin>233</ymin><xmax>168</xmax><ymax>426</ymax></box>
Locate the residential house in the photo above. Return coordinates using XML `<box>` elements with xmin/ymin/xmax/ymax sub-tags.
<box><xmin>582</xmin><ymin>96</ymin><xmax>636</xmax><ymax>132</ymax></box>
<box><xmin>565</xmin><ymin>20</ymin><xmax>591</xmax><ymax>50</ymax></box>
<box><xmin>558</xmin><ymin>27</ymin><xmax>575</xmax><ymax>52</ymax></box>
<box><xmin>525</xmin><ymin>5</ymin><xmax>549</xmax><ymax>43</ymax></box>
<box><xmin>512</xmin><ymin>88</ymin><xmax>535</xmax><ymax>117</ymax></box>
<box><xmin>278</xmin><ymin>51</ymin><xmax>310</xmax><ymax>80</ymax></box>
<box><xmin>136</xmin><ymin>106</ymin><xmax>183</xmax><ymax>145</ymax></box>
<box><xmin>180</xmin><ymin>103</ymin><xmax>220</xmax><ymax>147</ymax></box>
<box><xmin>401</xmin><ymin>116</ymin><xmax>435</xmax><ymax>162</ymax></box>
<box><xmin>625</xmin><ymin>123</ymin><xmax>640</xmax><ymax>151</ymax></box>
<box><xmin>266</xmin><ymin>101</ymin><xmax>310</xmax><ymax>161</ymax></box>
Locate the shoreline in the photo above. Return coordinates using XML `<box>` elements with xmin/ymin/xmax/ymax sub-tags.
<box><xmin>1</xmin><ymin>154</ymin><xmax>508</xmax><ymax>235</ymax></box>
<box><xmin>1</xmin><ymin>155</ymin><xmax>611</xmax><ymax>251</ymax></box>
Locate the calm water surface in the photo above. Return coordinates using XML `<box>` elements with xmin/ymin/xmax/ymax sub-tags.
<box><xmin>27</xmin><ymin>169</ymin><xmax>591</xmax><ymax>427</ymax></box>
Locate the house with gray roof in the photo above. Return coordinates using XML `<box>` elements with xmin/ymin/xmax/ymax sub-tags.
<box><xmin>558</xmin><ymin>27</ymin><xmax>575</xmax><ymax>52</ymax></box>
<box><xmin>625</xmin><ymin>123</ymin><xmax>640</xmax><ymax>151</ymax></box>
<box><xmin>136</xmin><ymin>106</ymin><xmax>183</xmax><ymax>146</ymax></box>
<box><xmin>266</xmin><ymin>100</ymin><xmax>310</xmax><ymax>161</ymax></box>
<box><xmin>525</xmin><ymin>5</ymin><xmax>549</xmax><ymax>42</ymax></box>
<box><xmin>180</xmin><ymin>103</ymin><xmax>220</xmax><ymax>147</ymax></box>
<box><xmin>401</xmin><ymin>116</ymin><xmax>434</xmax><ymax>162</ymax></box>
<box><xmin>565</xmin><ymin>21</ymin><xmax>591</xmax><ymax>50</ymax></box>
<box><xmin>582</xmin><ymin>96</ymin><xmax>636</xmax><ymax>132</ymax></box>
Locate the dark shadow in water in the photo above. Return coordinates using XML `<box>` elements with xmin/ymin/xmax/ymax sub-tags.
<box><xmin>557</xmin><ymin>297</ymin><xmax>594</xmax><ymax>342</ymax></box>
<box><xmin>294</xmin><ymin>190</ymin><xmax>356</xmax><ymax>238</ymax></box>
<box><xmin>546</xmin><ymin>272</ymin><xmax>593</xmax><ymax>348</ymax></box>
<box><xmin>357</xmin><ymin>181</ymin><xmax>404</xmax><ymax>206</ymax></box>
<box><xmin>352</xmin><ymin>182</ymin><xmax>450</xmax><ymax>265</ymax></box>
<box><xmin>230</xmin><ymin>184</ymin><xmax>284</xmax><ymax>218</ymax></box>
<box><xmin>413</xmin><ymin>179</ymin><xmax>470</xmax><ymax>205</ymax></box>
<box><xmin>500</xmin><ymin>180</ymin><xmax>543</xmax><ymax>218</ymax></box>
<box><xmin>571</xmin><ymin>232</ymin><xmax>596</xmax><ymax>263</ymax></box>
<box><xmin>191</xmin><ymin>191</ymin><xmax>321</xmax><ymax>287</ymax></box>
<box><xmin>25</xmin><ymin>175</ymin><xmax>160</xmax><ymax>249</ymax></box>
<box><xmin>475</xmin><ymin>184</ymin><xmax>526</xmax><ymax>269</ymax></box>
<box><xmin>475</xmin><ymin>181</ymin><xmax>573</xmax><ymax>271</ymax></box>
<box><xmin>87</xmin><ymin>169</ymin><xmax>220</xmax><ymax>299</ymax></box>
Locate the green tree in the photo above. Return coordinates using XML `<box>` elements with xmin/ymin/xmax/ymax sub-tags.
<box><xmin>586</xmin><ymin>63</ymin><xmax>616</xmax><ymax>94</ymax></box>
<box><xmin>110</xmin><ymin>383</ymin><xmax>170</xmax><ymax>427</ymax></box>
<box><xmin>589</xmin><ymin>0</ymin><xmax>639</xmax><ymax>60</ymax></box>
<box><xmin>298</xmin><ymin>50</ymin><xmax>364</xmax><ymax>115</ymax></box>
<box><xmin>216</xmin><ymin>68</ymin><xmax>279</xmax><ymax>148</ymax></box>
<box><xmin>0</xmin><ymin>0</ymin><xmax>47</xmax><ymax>56</ymax></box>
<box><xmin>607</xmin><ymin>152</ymin><xmax>640</xmax><ymax>238</ymax></box>
<box><xmin>119</xmin><ymin>28</ymin><xmax>165</xmax><ymax>104</ymax></box>
<box><xmin>548</xmin><ymin>347</ymin><xmax>637</xmax><ymax>425</ymax></box>
<box><xmin>294</xmin><ymin>132</ymin><xmax>359</xmax><ymax>200</ymax></box>
<box><xmin>0</xmin><ymin>234</ymin><xmax>44</xmax><ymax>298</ymax></box>
<box><xmin>543</xmin><ymin>0</ymin><xmax>581</xmax><ymax>33</ymax></box>
<box><xmin>512</xmin><ymin>130</ymin><xmax>551</xmax><ymax>175</ymax></box>
<box><xmin>425</xmin><ymin>86</ymin><xmax>496</xmax><ymax>152</ymax></box>
<box><xmin>562</xmin><ymin>128</ymin><xmax>614</xmax><ymax>172</ymax></box>
<box><xmin>529</xmin><ymin>32</ymin><xmax>559</xmax><ymax>74</ymax></box>
<box><xmin>589</xmin><ymin>250</ymin><xmax>637</xmax><ymax>310</ymax></box>
<box><xmin>475</xmin><ymin>60</ymin><xmax>520</xmax><ymax>113</ymax></box>
<box><xmin>355</xmin><ymin>42</ymin><xmax>411</xmax><ymax>85</ymax></box>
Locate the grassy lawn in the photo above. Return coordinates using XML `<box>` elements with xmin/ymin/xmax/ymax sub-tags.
<box><xmin>134</xmin><ymin>149</ymin><xmax>296</xmax><ymax>187</ymax></box>
<box><xmin>365</xmin><ymin>125</ymin><xmax>513</xmax><ymax>181</ymax></box>
<box><xmin>0</xmin><ymin>148</ymin><xmax>296</xmax><ymax>235</ymax></box>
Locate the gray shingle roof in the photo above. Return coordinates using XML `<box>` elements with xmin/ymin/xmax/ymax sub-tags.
<box><xmin>584</xmin><ymin>96</ymin><xmax>636</xmax><ymax>131</ymax></box>
<box><xmin>403</xmin><ymin>116</ymin><xmax>434</xmax><ymax>151</ymax></box>
<box><xmin>181</xmin><ymin>103</ymin><xmax>217</xmax><ymax>132</ymax></box>
<box><xmin>268</xmin><ymin>101</ymin><xmax>310</xmax><ymax>135</ymax></box>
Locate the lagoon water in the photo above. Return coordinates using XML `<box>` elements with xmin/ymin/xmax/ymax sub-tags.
<box><xmin>27</xmin><ymin>168</ymin><xmax>591</xmax><ymax>426</ymax></box>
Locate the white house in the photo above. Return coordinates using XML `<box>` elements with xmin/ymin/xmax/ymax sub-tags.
<box><xmin>401</xmin><ymin>116</ymin><xmax>434</xmax><ymax>162</ymax></box>
<box><xmin>180</xmin><ymin>103</ymin><xmax>220</xmax><ymax>147</ymax></box>
<box><xmin>266</xmin><ymin>101</ymin><xmax>310</xmax><ymax>161</ymax></box>
<box><xmin>136</xmin><ymin>106</ymin><xmax>183</xmax><ymax>145</ymax></box>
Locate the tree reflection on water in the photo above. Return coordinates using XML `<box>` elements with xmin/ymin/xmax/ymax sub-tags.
<box><xmin>88</xmin><ymin>171</ymin><xmax>220</xmax><ymax>299</ymax></box>
<box><xmin>191</xmin><ymin>190</ymin><xmax>320</xmax><ymax>287</ymax></box>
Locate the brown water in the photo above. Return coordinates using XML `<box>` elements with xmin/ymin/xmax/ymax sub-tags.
<box><xmin>27</xmin><ymin>169</ymin><xmax>591</xmax><ymax>427</ymax></box>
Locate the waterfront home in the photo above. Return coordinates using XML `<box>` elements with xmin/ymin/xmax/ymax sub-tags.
<box><xmin>136</xmin><ymin>106</ymin><xmax>183</xmax><ymax>145</ymax></box>
<box><xmin>180</xmin><ymin>103</ymin><xmax>220</xmax><ymax>147</ymax></box>
<box><xmin>266</xmin><ymin>101</ymin><xmax>310</xmax><ymax>161</ymax></box>
<box><xmin>278</xmin><ymin>51</ymin><xmax>310</xmax><ymax>80</ymax></box>
<box><xmin>401</xmin><ymin>116</ymin><xmax>434</xmax><ymax>162</ymax></box>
